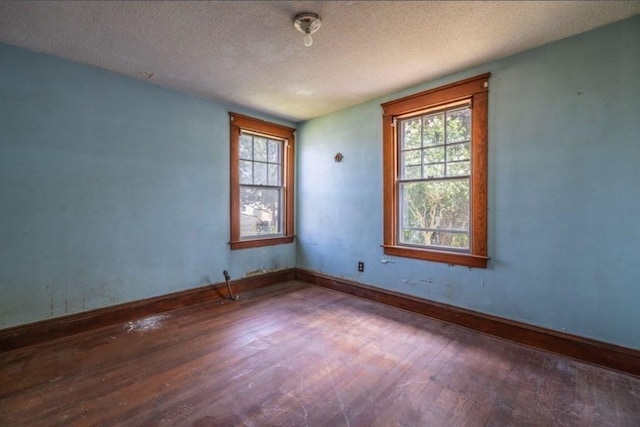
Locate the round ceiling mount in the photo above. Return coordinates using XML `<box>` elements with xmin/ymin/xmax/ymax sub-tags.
<box><xmin>293</xmin><ymin>12</ymin><xmax>321</xmax><ymax>47</ymax></box>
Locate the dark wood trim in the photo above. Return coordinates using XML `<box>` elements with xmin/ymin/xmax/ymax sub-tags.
<box><xmin>382</xmin><ymin>114</ymin><xmax>397</xmax><ymax>257</ymax></box>
<box><xmin>471</xmin><ymin>90</ymin><xmax>488</xmax><ymax>258</ymax></box>
<box><xmin>230</xmin><ymin>236</ymin><xmax>295</xmax><ymax>250</ymax></box>
<box><xmin>229</xmin><ymin>112</ymin><xmax>295</xmax><ymax>136</ymax></box>
<box><xmin>381</xmin><ymin>73</ymin><xmax>491</xmax><ymax>116</ymax></box>
<box><xmin>0</xmin><ymin>269</ymin><xmax>296</xmax><ymax>353</ymax></box>
<box><xmin>296</xmin><ymin>269</ymin><xmax>640</xmax><ymax>377</ymax></box>
<box><xmin>382</xmin><ymin>245</ymin><xmax>489</xmax><ymax>269</ymax></box>
<box><xmin>381</xmin><ymin>73</ymin><xmax>490</xmax><ymax>268</ymax></box>
<box><xmin>229</xmin><ymin>113</ymin><xmax>295</xmax><ymax>250</ymax></box>
<box><xmin>5</xmin><ymin>268</ymin><xmax>639</xmax><ymax>377</ymax></box>
<box><xmin>229</xmin><ymin>117</ymin><xmax>241</xmax><ymax>246</ymax></box>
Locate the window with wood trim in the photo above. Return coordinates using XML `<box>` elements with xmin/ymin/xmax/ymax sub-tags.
<box><xmin>230</xmin><ymin>113</ymin><xmax>295</xmax><ymax>250</ymax></box>
<box><xmin>381</xmin><ymin>74</ymin><xmax>490</xmax><ymax>268</ymax></box>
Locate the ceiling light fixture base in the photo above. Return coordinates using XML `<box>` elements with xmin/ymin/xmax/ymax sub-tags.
<box><xmin>294</xmin><ymin>12</ymin><xmax>321</xmax><ymax>47</ymax></box>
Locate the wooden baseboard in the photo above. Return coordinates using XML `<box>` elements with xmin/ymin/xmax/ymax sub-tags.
<box><xmin>296</xmin><ymin>269</ymin><xmax>640</xmax><ymax>377</ymax></box>
<box><xmin>0</xmin><ymin>268</ymin><xmax>296</xmax><ymax>352</ymax></box>
<box><xmin>4</xmin><ymin>267</ymin><xmax>639</xmax><ymax>377</ymax></box>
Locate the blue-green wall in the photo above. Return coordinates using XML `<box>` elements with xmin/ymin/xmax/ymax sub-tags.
<box><xmin>0</xmin><ymin>43</ymin><xmax>295</xmax><ymax>328</ymax></box>
<box><xmin>2</xmin><ymin>16</ymin><xmax>639</xmax><ymax>350</ymax></box>
<box><xmin>297</xmin><ymin>15</ymin><xmax>640</xmax><ymax>349</ymax></box>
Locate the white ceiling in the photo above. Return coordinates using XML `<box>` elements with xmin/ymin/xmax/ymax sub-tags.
<box><xmin>1</xmin><ymin>1</ymin><xmax>639</xmax><ymax>122</ymax></box>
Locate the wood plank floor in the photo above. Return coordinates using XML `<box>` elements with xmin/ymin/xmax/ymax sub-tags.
<box><xmin>1</xmin><ymin>281</ymin><xmax>639</xmax><ymax>426</ymax></box>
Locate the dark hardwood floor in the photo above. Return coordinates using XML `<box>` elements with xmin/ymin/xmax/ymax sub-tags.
<box><xmin>1</xmin><ymin>281</ymin><xmax>639</xmax><ymax>426</ymax></box>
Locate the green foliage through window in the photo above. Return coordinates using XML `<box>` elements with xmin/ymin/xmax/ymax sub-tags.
<box><xmin>398</xmin><ymin>105</ymin><xmax>471</xmax><ymax>250</ymax></box>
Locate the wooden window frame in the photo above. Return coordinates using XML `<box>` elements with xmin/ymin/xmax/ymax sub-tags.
<box><xmin>381</xmin><ymin>74</ymin><xmax>490</xmax><ymax>268</ymax></box>
<box><xmin>230</xmin><ymin>113</ymin><xmax>295</xmax><ymax>250</ymax></box>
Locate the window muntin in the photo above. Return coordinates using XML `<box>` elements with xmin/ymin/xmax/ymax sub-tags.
<box><xmin>398</xmin><ymin>105</ymin><xmax>471</xmax><ymax>251</ymax></box>
<box><xmin>230</xmin><ymin>113</ymin><xmax>295</xmax><ymax>250</ymax></box>
<box><xmin>381</xmin><ymin>73</ymin><xmax>489</xmax><ymax>268</ymax></box>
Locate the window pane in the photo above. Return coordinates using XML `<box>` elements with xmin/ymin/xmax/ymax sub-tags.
<box><xmin>240</xmin><ymin>134</ymin><xmax>253</xmax><ymax>160</ymax></box>
<box><xmin>425</xmin><ymin>231</ymin><xmax>469</xmax><ymax>249</ymax></box>
<box><xmin>402</xmin><ymin>149</ymin><xmax>421</xmax><ymax>166</ymax></box>
<box><xmin>423</xmin><ymin>147</ymin><xmax>445</xmax><ymax>164</ymax></box>
<box><xmin>240</xmin><ymin>187</ymin><xmax>281</xmax><ymax>237</ymax></box>
<box><xmin>424</xmin><ymin>163</ymin><xmax>445</xmax><ymax>178</ymax></box>
<box><xmin>446</xmin><ymin>107</ymin><xmax>471</xmax><ymax>143</ymax></box>
<box><xmin>423</xmin><ymin>113</ymin><xmax>444</xmax><ymax>146</ymax></box>
<box><xmin>268</xmin><ymin>164</ymin><xmax>280</xmax><ymax>185</ymax></box>
<box><xmin>402</xmin><ymin>229</ymin><xmax>427</xmax><ymax>246</ymax></box>
<box><xmin>402</xmin><ymin>119</ymin><xmax>422</xmax><ymax>149</ymax></box>
<box><xmin>446</xmin><ymin>142</ymin><xmax>470</xmax><ymax>162</ymax></box>
<box><xmin>254</xmin><ymin>137</ymin><xmax>267</xmax><ymax>162</ymax></box>
<box><xmin>401</xmin><ymin>229</ymin><xmax>468</xmax><ymax>249</ymax></box>
<box><xmin>399</xmin><ymin>179</ymin><xmax>470</xmax><ymax>249</ymax></box>
<box><xmin>239</xmin><ymin>160</ymin><xmax>253</xmax><ymax>184</ymax></box>
<box><xmin>254</xmin><ymin>162</ymin><xmax>267</xmax><ymax>185</ymax></box>
<box><xmin>404</xmin><ymin>165</ymin><xmax>421</xmax><ymax>180</ymax></box>
<box><xmin>267</xmin><ymin>139</ymin><xmax>281</xmax><ymax>163</ymax></box>
<box><xmin>401</xmin><ymin>149</ymin><xmax>422</xmax><ymax>179</ymax></box>
<box><xmin>447</xmin><ymin>161</ymin><xmax>470</xmax><ymax>176</ymax></box>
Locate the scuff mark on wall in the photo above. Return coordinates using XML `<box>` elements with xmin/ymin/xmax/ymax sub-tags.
<box><xmin>402</xmin><ymin>278</ymin><xmax>434</xmax><ymax>286</ymax></box>
<box><xmin>444</xmin><ymin>282</ymin><xmax>456</xmax><ymax>300</ymax></box>
<box><xmin>245</xmin><ymin>267</ymin><xmax>287</xmax><ymax>277</ymax></box>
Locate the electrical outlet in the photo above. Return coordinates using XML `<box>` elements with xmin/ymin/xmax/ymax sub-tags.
<box><xmin>358</xmin><ymin>262</ymin><xmax>364</xmax><ymax>272</ymax></box>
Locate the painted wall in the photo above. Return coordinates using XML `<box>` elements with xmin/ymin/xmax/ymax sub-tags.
<box><xmin>297</xmin><ymin>16</ymin><xmax>640</xmax><ymax>349</ymax></box>
<box><xmin>0</xmin><ymin>43</ymin><xmax>295</xmax><ymax>329</ymax></box>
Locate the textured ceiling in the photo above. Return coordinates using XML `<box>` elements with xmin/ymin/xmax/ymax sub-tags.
<box><xmin>1</xmin><ymin>1</ymin><xmax>639</xmax><ymax>122</ymax></box>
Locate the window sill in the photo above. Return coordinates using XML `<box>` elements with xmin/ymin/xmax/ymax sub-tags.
<box><xmin>230</xmin><ymin>236</ymin><xmax>295</xmax><ymax>250</ymax></box>
<box><xmin>382</xmin><ymin>245</ymin><xmax>489</xmax><ymax>268</ymax></box>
